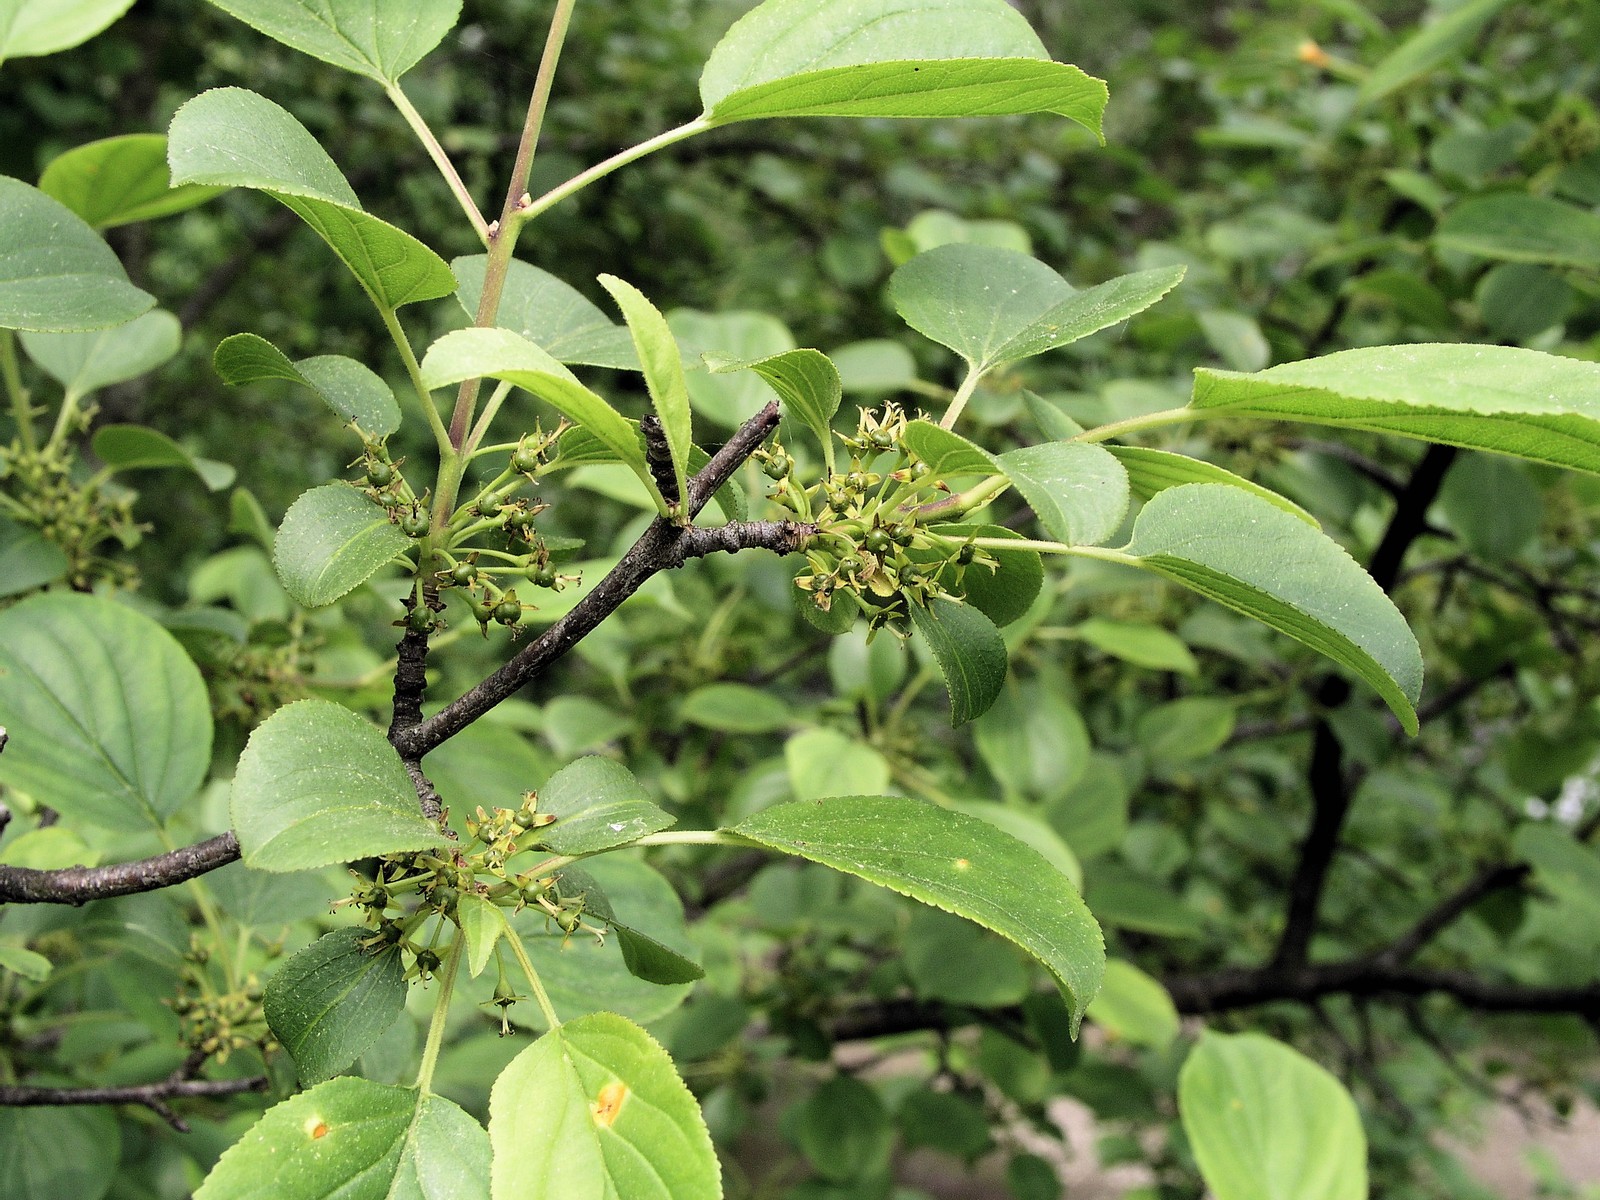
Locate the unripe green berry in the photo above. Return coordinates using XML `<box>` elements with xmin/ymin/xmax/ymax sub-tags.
<box><xmin>400</xmin><ymin>509</ymin><xmax>430</xmax><ymax>538</ymax></box>
<box><xmin>762</xmin><ymin>453</ymin><xmax>791</xmax><ymax>480</ymax></box>
<box><xmin>366</xmin><ymin>460</ymin><xmax>396</xmax><ymax>488</ymax></box>
<box><xmin>527</xmin><ymin>563</ymin><xmax>558</xmax><ymax>587</ymax></box>
<box><xmin>449</xmin><ymin>561</ymin><xmax>478</xmax><ymax>585</ymax></box>
<box><xmin>493</xmin><ymin>593</ymin><xmax>523</xmax><ymax>625</ymax></box>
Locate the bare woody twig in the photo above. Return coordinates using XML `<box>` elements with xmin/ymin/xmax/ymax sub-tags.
<box><xmin>0</xmin><ymin>833</ymin><xmax>241</xmax><ymax>906</ymax></box>
<box><xmin>0</xmin><ymin>1074</ymin><xmax>267</xmax><ymax>1132</ymax></box>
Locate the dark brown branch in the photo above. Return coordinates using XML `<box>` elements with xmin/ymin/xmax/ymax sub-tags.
<box><xmin>395</xmin><ymin>403</ymin><xmax>804</xmax><ymax>758</ymax></box>
<box><xmin>0</xmin><ymin>1075</ymin><xmax>267</xmax><ymax>1132</ymax></box>
<box><xmin>1377</xmin><ymin>861</ymin><xmax>1530</xmax><ymax>966</ymax></box>
<box><xmin>0</xmin><ymin>834</ymin><xmax>241</xmax><ymax>906</ymax></box>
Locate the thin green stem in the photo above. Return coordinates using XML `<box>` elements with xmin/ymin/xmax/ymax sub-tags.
<box><xmin>381</xmin><ymin>307</ymin><xmax>452</xmax><ymax>457</ymax></box>
<box><xmin>1071</xmin><ymin>406</ymin><xmax>1197</xmax><ymax>444</ymax></box>
<box><xmin>504</xmin><ymin>928</ymin><xmax>562</xmax><ymax>1030</ymax></box>
<box><xmin>414</xmin><ymin>933</ymin><xmax>464</xmax><ymax>1095</ymax></box>
<box><xmin>908</xmin><ymin>473</ymin><xmax>1010</xmax><ymax>520</ymax></box>
<box><xmin>967</xmin><ymin>536</ymin><xmax>1139</xmax><ymax>565</ymax></box>
<box><xmin>44</xmin><ymin>393</ymin><xmax>81</xmax><ymax>456</ymax></box>
<box><xmin>385</xmin><ymin>84</ymin><xmax>490</xmax><ymax>245</ymax></box>
<box><xmin>938</xmin><ymin>364</ymin><xmax>983</xmax><ymax>431</ymax></box>
<box><xmin>519</xmin><ymin>118</ymin><xmax>711</xmax><ymax>225</ymax></box>
<box><xmin>1</xmin><ymin>330</ymin><xmax>37</xmax><ymax>454</ymax></box>
<box><xmin>466</xmin><ymin>381</ymin><xmax>516</xmax><ymax>456</ymax></box>
<box><xmin>634</xmin><ymin>830</ymin><xmax>761</xmax><ymax>848</ymax></box>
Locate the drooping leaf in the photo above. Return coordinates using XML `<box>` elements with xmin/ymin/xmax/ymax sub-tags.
<box><xmin>997</xmin><ymin>441</ymin><xmax>1129</xmax><ymax>547</ymax></box>
<box><xmin>1109</xmin><ymin>445</ymin><xmax>1317</xmax><ymax>525</ymax></box>
<box><xmin>453</xmin><ymin>257</ymin><xmax>637</xmax><ymax>370</ymax></box>
<box><xmin>1190</xmin><ymin>344</ymin><xmax>1600</xmax><ymax>475</ymax></box>
<box><xmin>612</xmin><ymin>925</ymin><xmax>706</xmax><ymax>987</ymax></box>
<box><xmin>1359</xmin><ymin>0</ymin><xmax>1515</xmax><ymax>103</ymax></box>
<box><xmin>902</xmin><ymin>419</ymin><xmax>995</xmax><ymax>480</ymax></box>
<box><xmin>20</xmin><ymin>309</ymin><xmax>179</xmax><ymax>399</ymax></box>
<box><xmin>1435</xmin><ymin>192</ymin><xmax>1600</xmax><ymax>271</ymax></box>
<box><xmin>706</xmin><ymin>348</ymin><xmax>842</xmax><ymax>473</ymax></box>
<box><xmin>231</xmin><ymin>698</ymin><xmax>450</xmax><ymax>871</ymax></box>
<box><xmin>215</xmin><ymin>332</ymin><xmax>401</xmax><ymax>436</ymax></box>
<box><xmin>168</xmin><ymin>89</ymin><xmax>455</xmax><ymax>311</ymax></box>
<box><xmin>203</xmin><ymin>0</ymin><xmax>461</xmax><ymax>85</ymax></box>
<box><xmin>0</xmin><ymin>1107</ymin><xmax>119</xmax><ymax>1200</ymax></box>
<box><xmin>917</xmin><ymin>523</ymin><xmax>1043</xmax><ymax>627</ymax></box>
<box><xmin>531</xmin><ymin>756</ymin><xmax>675</xmax><ymax>856</ymax></box>
<box><xmin>0</xmin><ymin>516</ymin><xmax>67</xmax><ymax>597</ymax></box>
<box><xmin>1120</xmin><ymin>484</ymin><xmax>1422</xmax><ymax>732</ymax></box>
<box><xmin>733</xmin><ymin>795</ymin><xmax>1105</xmax><ymax>1029</ymax></box>
<box><xmin>0</xmin><ymin>0</ymin><xmax>133</xmax><ymax>66</ymax></box>
<box><xmin>194</xmin><ymin>1077</ymin><xmax>489</xmax><ymax>1200</ymax></box>
<box><xmin>91</xmin><ymin>424</ymin><xmax>236</xmax><ymax>491</ymax></box>
<box><xmin>909</xmin><ymin>595</ymin><xmax>1008</xmax><ymax>725</ymax></box>
<box><xmin>890</xmin><ymin>244</ymin><xmax>1183</xmax><ymax>376</ymax></box>
<box><xmin>669</xmin><ymin>309</ymin><xmax>794</xmax><ymax>428</ymax></box>
<box><xmin>457</xmin><ymin>893</ymin><xmax>511</xmax><ymax>979</ymax></box>
<box><xmin>600</xmin><ymin>275</ymin><xmax>694</xmax><ymax>508</ymax></box>
<box><xmin>0</xmin><ymin>593</ymin><xmax>211</xmax><ymax>828</ymax></box>
<box><xmin>0</xmin><ymin>943</ymin><xmax>51</xmax><ymax>981</ymax></box>
<box><xmin>1179</xmin><ymin>1031</ymin><xmax>1368</xmax><ymax>1200</ymax></box>
<box><xmin>273</xmin><ymin>483</ymin><xmax>409</xmax><ymax>608</ymax></box>
<box><xmin>263</xmin><ymin>928</ymin><xmax>406</xmax><ymax>1086</ymax></box>
<box><xmin>699</xmin><ymin>0</ymin><xmax>1106</xmax><ymax>138</ymax></box>
<box><xmin>0</xmin><ymin>176</ymin><xmax>153</xmax><ymax>331</ymax></box>
<box><xmin>38</xmin><ymin>133</ymin><xmax>220</xmax><ymax>228</ymax></box>
<box><xmin>488</xmin><ymin>1012</ymin><xmax>721</xmax><ymax>1199</ymax></box>
<box><xmin>419</xmin><ymin>327</ymin><xmax>656</xmax><ymax>501</ymax></box>
<box><xmin>1084</xmin><ymin>959</ymin><xmax>1179</xmax><ymax>1049</ymax></box>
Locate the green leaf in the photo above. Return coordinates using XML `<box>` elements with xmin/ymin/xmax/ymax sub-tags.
<box><xmin>1075</xmin><ymin>617</ymin><xmax>1198</xmax><ymax>675</ymax></box>
<box><xmin>0</xmin><ymin>0</ymin><xmax>132</xmax><ymax>65</ymax></box>
<box><xmin>1477</xmin><ymin>263</ymin><xmax>1573</xmax><ymax>342</ymax></box>
<box><xmin>796</xmin><ymin>1077</ymin><xmax>892</xmax><ymax>1183</ymax></box>
<box><xmin>20</xmin><ymin>309</ymin><xmax>179</xmax><ymax>399</ymax></box>
<box><xmin>997</xmin><ymin>441</ymin><xmax>1128</xmax><ymax>547</ymax></box>
<box><xmin>0</xmin><ymin>943</ymin><xmax>51</xmax><ymax>981</ymax></box>
<box><xmin>0</xmin><ymin>593</ymin><xmax>211</xmax><ymax>828</ymax></box>
<box><xmin>1190</xmin><ymin>344</ymin><xmax>1600</xmax><ymax>475</ymax></box>
<box><xmin>457</xmin><ymin>893</ymin><xmax>511</xmax><ymax>979</ymax></box>
<box><xmin>231</xmin><ymin>698</ymin><xmax>449</xmax><ymax>871</ymax></box>
<box><xmin>91</xmin><ymin>424</ymin><xmax>236</xmax><ymax>491</ymax></box>
<box><xmin>532</xmin><ymin>756</ymin><xmax>675</xmax><ymax>856</ymax></box>
<box><xmin>203</xmin><ymin>0</ymin><xmax>461</xmax><ymax>84</ymax></box>
<box><xmin>670</xmin><ymin>309</ymin><xmax>794</xmax><ymax>429</ymax></box>
<box><xmin>453</xmin><ymin>257</ymin><xmax>636</xmax><ymax>370</ymax></box>
<box><xmin>918</xmin><ymin>523</ymin><xmax>1043</xmax><ymax>628</ymax></box>
<box><xmin>215</xmin><ymin>332</ymin><xmax>401</xmax><ymax>436</ymax></box>
<box><xmin>680</xmin><ymin>683</ymin><xmax>792</xmax><ymax>733</ymax></box>
<box><xmin>1179</xmin><ymin>1031</ymin><xmax>1368</xmax><ymax>1200</ymax></box>
<box><xmin>1084</xmin><ymin>959</ymin><xmax>1179</xmax><ymax>1049</ymax></box>
<box><xmin>706</xmin><ymin>348</ymin><xmax>842</xmax><ymax>472</ymax></box>
<box><xmin>0</xmin><ymin>176</ymin><xmax>153</xmax><ymax>331</ymax></box>
<box><xmin>733</xmin><ymin>795</ymin><xmax>1105</xmax><ymax>1030</ymax></box>
<box><xmin>264</xmin><ymin>928</ymin><xmax>406</xmax><ymax>1086</ymax></box>
<box><xmin>699</xmin><ymin>0</ymin><xmax>1106</xmax><ymax>138</ymax></box>
<box><xmin>0</xmin><ymin>515</ymin><xmax>68</xmax><ymax>597</ymax></box>
<box><xmin>0</xmin><ymin>1107</ymin><xmax>119</xmax><ymax>1200</ymax></box>
<box><xmin>1436</xmin><ymin>452</ymin><xmax>1542</xmax><ymax>562</ymax></box>
<box><xmin>1359</xmin><ymin>0</ymin><xmax>1515</xmax><ymax>103</ymax></box>
<box><xmin>902</xmin><ymin>419</ymin><xmax>994</xmax><ymax>480</ymax></box>
<box><xmin>890</xmin><ymin>245</ymin><xmax>1183</xmax><ymax>376</ymax></box>
<box><xmin>168</xmin><ymin>89</ymin><xmax>454</xmax><ymax>311</ymax></box>
<box><xmin>600</xmin><ymin>275</ymin><xmax>694</xmax><ymax>509</ymax></box>
<box><xmin>954</xmin><ymin>800</ymin><xmax>1083</xmax><ymax>892</ymax></box>
<box><xmin>38</xmin><ymin>134</ymin><xmax>220</xmax><ymax>228</ymax></box>
<box><xmin>830</xmin><ymin>338</ymin><xmax>917</xmax><ymax>394</ymax></box>
<box><xmin>1120</xmin><ymin>484</ymin><xmax>1422</xmax><ymax>733</ymax></box>
<box><xmin>1109</xmin><ymin>445</ymin><xmax>1317</xmax><ymax>526</ymax></box>
<box><xmin>1436</xmin><ymin>192</ymin><xmax>1600</xmax><ymax>270</ymax></box>
<box><xmin>613</xmin><ymin>925</ymin><xmax>706</xmax><ymax>986</ymax></box>
<box><xmin>909</xmin><ymin>595</ymin><xmax>1008</xmax><ymax>725</ymax></box>
<box><xmin>1512</xmin><ymin>823</ymin><xmax>1600</xmax><ymax>915</ymax></box>
<box><xmin>420</xmin><ymin>328</ymin><xmax>656</xmax><ymax>500</ymax></box>
<box><xmin>785</xmin><ymin>728</ymin><xmax>892</xmax><ymax>801</ymax></box>
<box><xmin>195</xmin><ymin>1077</ymin><xmax>489</xmax><ymax>1200</ymax></box>
<box><xmin>975</xmin><ymin>679</ymin><xmax>1089</xmax><ymax>802</ymax></box>
<box><xmin>273</xmin><ymin>483</ymin><xmax>409</xmax><ymax>608</ymax></box>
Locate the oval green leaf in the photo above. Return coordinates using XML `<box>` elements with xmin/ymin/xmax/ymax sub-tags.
<box><xmin>273</xmin><ymin>483</ymin><xmax>409</xmax><ymax>608</ymax></box>
<box><xmin>0</xmin><ymin>516</ymin><xmax>68</xmax><ymax>597</ymax></box>
<box><xmin>680</xmin><ymin>683</ymin><xmax>792</xmax><ymax>734</ymax></box>
<box><xmin>997</xmin><ymin>440</ymin><xmax>1129</xmax><ymax>547</ymax></box>
<box><xmin>733</xmin><ymin>795</ymin><xmax>1105</xmax><ymax>1030</ymax></box>
<box><xmin>454</xmin><ymin>256</ymin><xmax>637</xmax><ymax>370</ymax></box>
<box><xmin>215</xmin><ymin>332</ymin><xmax>401</xmax><ymax>436</ymax></box>
<box><xmin>0</xmin><ymin>0</ymin><xmax>133</xmax><ymax>65</ymax></box>
<box><xmin>263</xmin><ymin>928</ymin><xmax>406</xmax><ymax>1086</ymax></box>
<box><xmin>1436</xmin><ymin>192</ymin><xmax>1600</xmax><ymax>270</ymax></box>
<box><xmin>909</xmin><ymin>595</ymin><xmax>1008</xmax><ymax>725</ymax></box>
<box><xmin>1084</xmin><ymin>959</ymin><xmax>1179</xmax><ymax>1049</ymax></box>
<box><xmin>0</xmin><ymin>593</ymin><xmax>211</xmax><ymax>828</ymax></box>
<box><xmin>531</xmin><ymin>756</ymin><xmax>675</xmax><ymax>856</ymax></box>
<box><xmin>488</xmin><ymin>1011</ymin><xmax>721</xmax><ymax>1200</ymax></box>
<box><xmin>706</xmin><ymin>348</ymin><xmax>842</xmax><ymax>473</ymax></box>
<box><xmin>902</xmin><ymin>419</ymin><xmax>994</xmax><ymax>480</ymax></box>
<box><xmin>919</xmin><ymin>523</ymin><xmax>1043</xmax><ymax>628</ymax></box>
<box><xmin>1109</xmin><ymin>445</ymin><xmax>1317</xmax><ymax>526</ymax></box>
<box><xmin>91</xmin><ymin>424</ymin><xmax>236</xmax><ymax>491</ymax></box>
<box><xmin>600</xmin><ymin>275</ymin><xmax>694</xmax><ymax>508</ymax></box>
<box><xmin>204</xmin><ymin>0</ymin><xmax>462</xmax><ymax>84</ymax></box>
<box><xmin>21</xmin><ymin>309</ymin><xmax>180</xmax><ymax>399</ymax></box>
<box><xmin>39</xmin><ymin>133</ymin><xmax>221</xmax><ymax>228</ymax></box>
<box><xmin>231</xmin><ymin>698</ymin><xmax>450</xmax><ymax>871</ymax></box>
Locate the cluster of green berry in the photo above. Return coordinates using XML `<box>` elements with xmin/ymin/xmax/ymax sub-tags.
<box><xmin>0</xmin><ymin>444</ymin><xmax>141</xmax><ymax>590</ymax></box>
<box><xmin>168</xmin><ymin>935</ymin><xmax>271</xmax><ymax>1065</ymax></box>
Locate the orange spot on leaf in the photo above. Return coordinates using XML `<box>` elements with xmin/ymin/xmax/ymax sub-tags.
<box><xmin>305</xmin><ymin>1118</ymin><xmax>330</xmax><ymax>1140</ymax></box>
<box><xmin>591</xmin><ymin>1081</ymin><xmax>628</xmax><ymax>1127</ymax></box>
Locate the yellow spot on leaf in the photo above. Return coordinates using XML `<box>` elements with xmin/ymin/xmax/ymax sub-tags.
<box><xmin>953</xmin><ymin>858</ymin><xmax>970</xmax><ymax>870</ymax></box>
<box><xmin>592</xmin><ymin>1081</ymin><xmax>628</xmax><ymax>1127</ymax></box>
<box><xmin>305</xmin><ymin>1117</ymin><xmax>330</xmax><ymax>1139</ymax></box>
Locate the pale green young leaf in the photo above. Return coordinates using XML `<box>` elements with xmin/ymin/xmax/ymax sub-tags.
<box><xmin>0</xmin><ymin>1108</ymin><xmax>119</xmax><ymax>1200</ymax></box>
<box><xmin>194</xmin><ymin>1077</ymin><xmax>489</xmax><ymax>1200</ymax></box>
<box><xmin>489</xmin><ymin>1012</ymin><xmax>721</xmax><ymax>1199</ymax></box>
<box><xmin>1179</xmin><ymin>1031</ymin><xmax>1367</xmax><ymax>1200</ymax></box>
<box><xmin>20</xmin><ymin>309</ymin><xmax>179</xmax><ymax>399</ymax></box>
<box><xmin>785</xmin><ymin>728</ymin><xmax>892</xmax><ymax>801</ymax></box>
<box><xmin>457</xmin><ymin>894</ymin><xmax>510</xmax><ymax>979</ymax></box>
<box><xmin>670</xmin><ymin>309</ymin><xmax>794</xmax><ymax>428</ymax></box>
<box><xmin>91</xmin><ymin>425</ymin><xmax>236</xmax><ymax>492</ymax></box>
<box><xmin>453</xmin><ymin>257</ymin><xmax>637</xmax><ymax>370</ymax></box>
<box><xmin>531</xmin><ymin>756</ymin><xmax>675</xmax><ymax>856</ymax></box>
<box><xmin>38</xmin><ymin>134</ymin><xmax>221</xmax><ymax>228</ymax></box>
<box><xmin>1436</xmin><ymin>193</ymin><xmax>1600</xmax><ymax>271</ymax></box>
<box><xmin>204</xmin><ymin>0</ymin><xmax>461</xmax><ymax>84</ymax></box>
<box><xmin>0</xmin><ymin>944</ymin><xmax>51</xmax><ymax>982</ymax></box>
<box><xmin>830</xmin><ymin>339</ymin><xmax>918</xmax><ymax>394</ymax></box>
<box><xmin>706</xmin><ymin>348</ymin><xmax>842</xmax><ymax>473</ymax></box>
<box><xmin>263</xmin><ymin>928</ymin><xmax>406</xmax><ymax>1086</ymax></box>
<box><xmin>1075</xmin><ymin>617</ymin><xmax>1199</xmax><ymax>675</ymax></box>
<box><xmin>680</xmin><ymin>683</ymin><xmax>792</xmax><ymax>733</ymax></box>
<box><xmin>908</xmin><ymin>596</ymin><xmax>1008</xmax><ymax>726</ymax></box>
<box><xmin>1109</xmin><ymin>445</ymin><xmax>1318</xmax><ymax>526</ymax></box>
<box><xmin>0</xmin><ymin>516</ymin><xmax>67</xmax><ymax>597</ymax></box>
<box><xmin>168</xmin><ymin>89</ymin><xmax>454</xmax><ymax>311</ymax></box>
<box><xmin>997</xmin><ymin>441</ymin><xmax>1129</xmax><ymax>547</ymax></box>
<box><xmin>1122</xmin><ymin>484</ymin><xmax>1422</xmax><ymax>733</ymax></box>
<box><xmin>419</xmin><ymin>328</ymin><xmax>657</xmax><ymax>500</ymax></box>
<box><xmin>0</xmin><ymin>176</ymin><xmax>154</xmax><ymax>331</ymax></box>
<box><xmin>215</xmin><ymin>332</ymin><xmax>401</xmax><ymax>436</ymax></box>
<box><xmin>1190</xmin><ymin>344</ymin><xmax>1600</xmax><ymax>474</ymax></box>
<box><xmin>231</xmin><ymin>698</ymin><xmax>449</xmax><ymax>871</ymax></box>
<box><xmin>1085</xmin><ymin>959</ymin><xmax>1180</xmax><ymax>1049</ymax></box>
<box><xmin>0</xmin><ymin>0</ymin><xmax>133</xmax><ymax>65</ymax></box>
<box><xmin>903</xmin><ymin>419</ymin><xmax>995</xmax><ymax>480</ymax></box>
<box><xmin>0</xmin><ymin>593</ymin><xmax>211</xmax><ymax>828</ymax></box>
<box><xmin>1359</xmin><ymin>0</ymin><xmax>1515</xmax><ymax>103</ymax></box>
<box><xmin>699</xmin><ymin>0</ymin><xmax>1106</xmax><ymax>138</ymax></box>
<box><xmin>953</xmin><ymin>801</ymin><xmax>1083</xmax><ymax>891</ymax></box>
<box><xmin>600</xmin><ymin>275</ymin><xmax>694</xmax><ymax>508</ymax></box>
<box><xmin>272</xmin><ymin>483</ymin><xmax>410</xmax><ymax>608</ymax></box>
<box><xmin>734</xmin><ymin>795</ymin><xmax>1105</xmax><ymax>1030</ymax></box>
